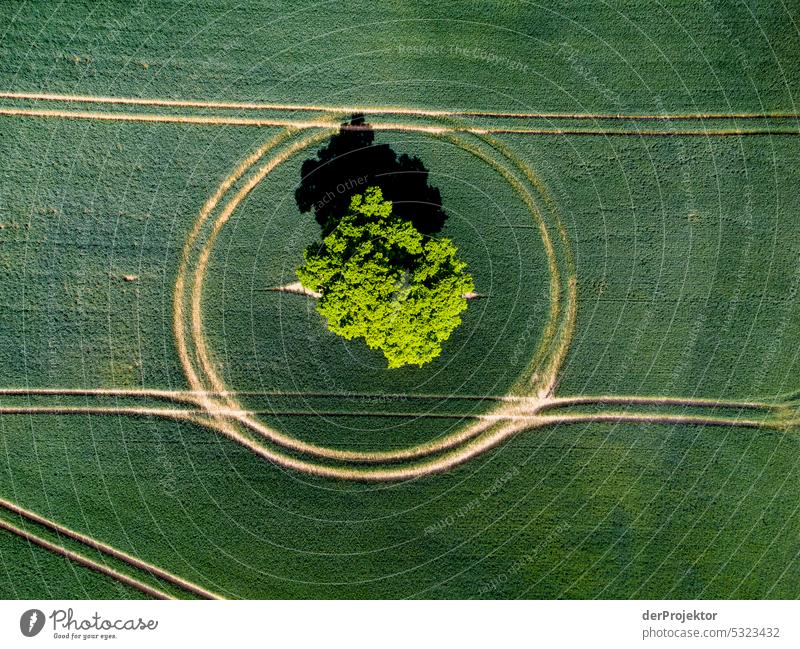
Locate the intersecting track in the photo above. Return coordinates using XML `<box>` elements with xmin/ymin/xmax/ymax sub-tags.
<box><xmin>2</xmin><ymin>91</ymin><xmax>796</xmax><ymax>476</ymax></box>
<box><xmin>171</xmin><ymin>123</ymin><xmax>578</xmax><ymax>478</ymax></box>
<box><xmin>0</xmin><ymin>91</ymin><xmax>797</xmax><ymax>595</ymax></box>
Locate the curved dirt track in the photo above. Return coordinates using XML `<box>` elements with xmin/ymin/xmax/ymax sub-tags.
<box><xmin>463</xmin><ymin>132</ymin><xmax>579</xmax><ymax>399</ymax></box>
<box><xmin>194</xmin><ymin>405</ymin><xmax>787</xmax><ymax>482</ymax></box>
<box><xmin>0</xmin><ymin>91</ymin><xmax>791</xmax><ymax>482</ymax></box>
<box><xmin>174</xmin><ymin>127</ymin><xmax>572</xmax><ymax>470</ymax></box>
<box><xmin>173</xmin><ymin>126</ymin><xmax>307</xmax><ymax>415</ymax></box>
<box><xmin>167</xmin><ymin>120</ymin><xmax>790</xmax><ymax>480</ymax></box>
<box><xmin>0</xmin><ymin>396</ymin><xmax>784</xmax><ymax>481</ymax></box>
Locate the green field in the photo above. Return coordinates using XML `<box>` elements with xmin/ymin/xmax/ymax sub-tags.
<box><xmin>0</xmin><ymin>0</ymin><xmax>798</xmax><ymax>599</ymax></box>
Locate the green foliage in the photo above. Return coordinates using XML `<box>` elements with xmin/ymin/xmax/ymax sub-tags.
<box><xmin>297</xmin><ymin>187</ymin><xmax>474</xmax><ymax>368</ymax></box>
<box><xmin>2</xmin><ymin>0</ymin><xmax>800</xmax><ymax>602</ymax></box>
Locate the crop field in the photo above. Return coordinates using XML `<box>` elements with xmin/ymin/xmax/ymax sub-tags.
<box><xmin>0</xmin><ymin>0</ymin><xmax>799</xmax><ymax>600</ymax></box>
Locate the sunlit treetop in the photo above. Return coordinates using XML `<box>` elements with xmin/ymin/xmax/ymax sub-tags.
<box><xmin>297</xmin><ymin>186</ymin><xmax>474</xmax><ymax>368</ymax></box>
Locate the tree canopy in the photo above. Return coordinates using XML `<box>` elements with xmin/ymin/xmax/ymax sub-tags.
<box><xmin>297</xmin><ymin>186</ymin><xmax>474</xmax><ymax>368</ymax></box>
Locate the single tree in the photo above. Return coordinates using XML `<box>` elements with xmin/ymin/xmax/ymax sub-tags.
<box><xmin>297</xmin><ymin>186</ymin><xmax>474</xmax><ymax>368</ymax></box>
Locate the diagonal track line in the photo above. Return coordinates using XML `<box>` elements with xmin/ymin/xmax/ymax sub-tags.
<box><xmin>0</xmin><ymin>497</ymin><xmax>224</xmax><ymax>599</ymax></box>
<box><xmin>0</xmin><ymin>517</ymin><xmax>173</xmax><ymax>600</ymax></box>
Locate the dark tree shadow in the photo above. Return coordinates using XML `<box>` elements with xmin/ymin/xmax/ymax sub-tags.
<box><xmin>295</xmin><ymin>115</ymin><xmax>447</xmax><ymax>236</ymax></box>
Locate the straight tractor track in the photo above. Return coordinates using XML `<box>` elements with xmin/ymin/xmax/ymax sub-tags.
<box><xmin>1</xmin><ymin>106</ymin><xmax>798</xmax><ymax>137</ymax></box>
<box><xmin>0</xmin><ymin>387</ymin><xmax>521</xmax><ymax>403</ymax></box>
<box><xmin>0</xmin><ymin>497</ymin><xmax>223</xmax><ymax>599</ymax></box>
<box><xmin>0</xmin><ymin>517</ymin><xmax>173</xmax><ymax>600</ymax></box>
<box><xmin>2</xmin><ymin>91</ymin><xmax>799</xmax><ymax>120</ymax></box>
<box><xmin>0</xmin><ymin>396</ymin><xmax>778</xmax><ymax>428</ymax></box>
